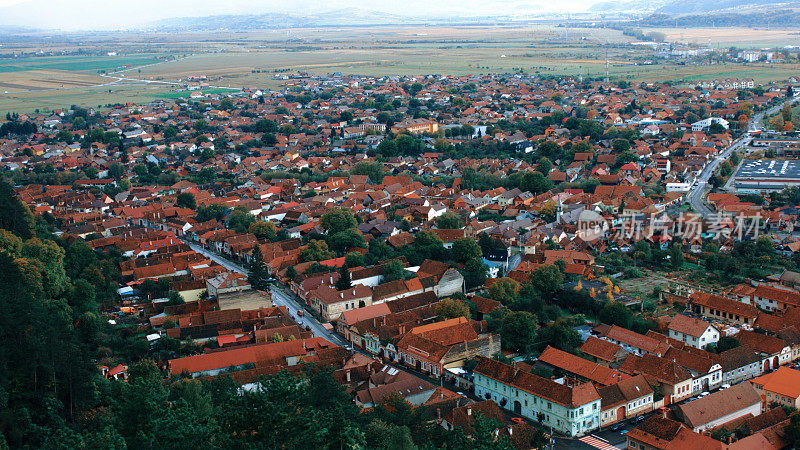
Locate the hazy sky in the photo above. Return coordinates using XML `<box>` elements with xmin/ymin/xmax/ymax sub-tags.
<box><xmin>0</xmin><ymin>0</ymin><xmax>602</xmax><ymax>30</ymax></box>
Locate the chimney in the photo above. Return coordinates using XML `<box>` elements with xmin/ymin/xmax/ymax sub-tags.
<box><xmin>467</xmin><ymin>407</ymin><xmax>472</xmax><ymax>416</ymax></box>
<box><xmin>436</xmin><ymin>408</ymin><xmax>441</xmax><ymax>420</ymax></box>
<box><xmin>346</xmin><ymin>370</ymin><xmax>351</xmax><ymax>382</ymax></box>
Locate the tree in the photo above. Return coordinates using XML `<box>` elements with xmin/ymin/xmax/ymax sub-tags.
<box><xmin>612</xmin><ymin>138</ymin><xmax>631</xmax><ymax>153</ymax></box>
<box><xmin>227</xmin><ymin>206</ymin><xmax>255</xmax><ymax>233</ymax></box>
<box><xmin>0</xmin><ymin>180</ymin><xmax>34</xmax><ymax>240</ymax></box>
<box><xmin>326</xmin><ymin>229</ymin><xmax>365</xmax><ymax>254</ymax></box>
<box><xmin>520</xmin><ymin>171</ymin><xmax>552</xmax><ymax>194</ymax></box>
<box><xmin>351</xmin><ymin>161</ymin><xmax>384</xmax><ymax>184</ymax></box>
<box><xmin>501</xmin><ymin>311</ymin><xmax>538</xmax><ymax>354</ymax></box>
<box><xmin>335</xmin><ymin>265</ymin><xmax>352</xmax><ymax>291</ymax></box>
<box><xmin>538</xmin><ymin>322</ymin><xmax>581</xmax><ymax>352</ymax></box>
<box><xmin>529</xmin><ymin>264</ymin><xmax>564</xmax><ymax>297</ymax></box>
<box><xmin>451</xmin><ymin>237</ymin><xmax>482</xmax><ymax>263</ymax></box>
<box><xmin>489</xmin><ymin>277</ymin><xmax>519</xmax><ymax>305</ymax></box>
<box><xmin>321</xmin><ymin>207</ymin><xmax>358</xmax><ymax>235</ymax></box>
<box><xmin>599</xmin><ymin>303</ymin><xmax>633</xmax><ymax>329</ymax></box>
<box><xmin>716</xmin><ymin>336</ymin><xmax>741</xmax><ymax>353</ymax></box>
<box><xmin>249</xmin><ymin>221</ymin><xmax>278</xmax><ymax>242</ymax></box>
<box><xmin>168</xmin><ymin>291</ymin><xmax>185</xmax><ymax>306</ymax></box>
<box><xmin>435</xmin><ymin>298</ymin><xmax>470</xmax><ymax>320</ymax></box>
<box><xmin>382</xmin><ymin>260</ymin><xmax>405</xmax><ymax>282</ymax></box>
<box><xmin>539</xmin><ymin>201</ymin><xmax>557</xmax><ymax>222</ymax></box>
<box><xmin>344</xmin><ymin>252</ymin><xmax>365</xmax><ymax>268</ymax></box>
<box><xmin>436</xmin><ymin>211</ymin><xmax>463</xmax><ymax>229</ymax></box>
<box><xmin>300</xmin><ymin>239</ymin><xmax>335</xmax><ymax>262</ymax></box>
<box><xmin>463</xmin><ymin>258</ymin><xmax>488</xmax><ymax>290</ymax></box>
<box><xmin>176</xmin><ymin>192</ymin><xmax>196</xmax><ymax>210</ymax></box>
<box><xmin>248</xmin><ymin>246</ymin><xmax>270</xmax><ymax>290</ymax></box>
<box><xmin>108</xmin><ymin>163</ymin><xmax>124</xmax><ymax>179</ymax></box>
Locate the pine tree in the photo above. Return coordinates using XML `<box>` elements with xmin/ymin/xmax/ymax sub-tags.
<box><xmin>248</xmin><ymin>247</ymin><xmax>269</xmax><ymax>290</ymax></box>
<box><xmin>335</xmin><ymin>265</ymin><xmax>351</xmax><ymax>291</ymax></box>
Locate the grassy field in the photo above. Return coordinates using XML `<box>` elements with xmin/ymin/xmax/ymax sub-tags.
<box><xmin>2</xmin><ymin>25</ymin><xmax>800</xmax><ymax>113</ymax></box>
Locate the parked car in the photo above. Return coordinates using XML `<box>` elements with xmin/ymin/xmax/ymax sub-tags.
<box><xmin>511</xmin><ymin>417</ymin><xmax>525</xmax><ymax>424</ymax></box>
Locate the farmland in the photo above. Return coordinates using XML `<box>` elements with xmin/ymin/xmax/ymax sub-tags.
<box><xmin>2</xmin><ymin>24</ymin><xmax>800</xmax><ymax>113</ymax></box>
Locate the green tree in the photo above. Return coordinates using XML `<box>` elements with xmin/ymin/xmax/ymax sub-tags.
<box><xmin>501</xmin><ymin>311</ymin><xmax>538</xmax><ymax>354</ymax></box>
<box><xmin>520</xmin><ymin>171</ymin><xmax>552</xmax><ymax>194</ymax></box>
<box><xmin>321</xmin><ymin>207</ymin><xmax>358</xmax><ymax>235</ymax></box>
<box><xmin>300</xmin><ymin>240</ymin><xmax>335</xmax><ymax>262</ymax></box>
<box><xmin>463</xmin><ymin>258</ymin><xmax>488</xmax><ymax>290</ymax></box>
<box><xmin>435</xmin><ymin>298</ymin><xmax>470</xmax><ymax>320</ymax></box>
<box><xmin>451</xmin><ymin>237</ymin><xmax>482</xmax><ymax>263</ymax></box>
<box><xmin>0</xmin><ymin>180</ymin><xmax>35</xmax><ymax>239</ymax></box>
<box><xmin>529</xmin><ymin>264</ymin><xmax>564</xmax><ymax>297</ymax></box>
<box><xmin>382</xmin><ymin>260</ymin><xmax>405</xmax><ymax>282</ymax></box>
<box><xmin>108</xmin><ymin>163</ymin><xmax>124</xmax><ymax>179</ymax></box>
<box><xmin>227</xmin><ymin>206</ymin><xmax>255</xmax><ymax>233</ymax></box>
<box><xmin>489</xmin><ymin>277</ymin><xmax>519</xmax><ymax>305</ymax></box>
<box><xmin>599</xmin><ymin>302</ymin><xmax>633</xmax><ymax>329</ymax></box>
<box><xmin>176</xmin><ymin>192</ymin><xmax>196</xmax><ymax>210</ymax></box>
<box><xmin>436</xmin><ymin>211</ymin><xmax>463</xmax><ymax>229</ymax></box>
<box><xmin>168</xmin><ymin>291</ymin><xmax>185</xmax><ymax>306</ymax></box>
<box><xmin>326</xmin><ymin>229</ymin><xmax>365</xmax><ymax>254</ymax></box>
<box><xmin>248</xmin><ymin>246</ymin><xmax>270</xmax><ymax>290</ymax></box>
<box><xmin>335</xmin><ymin>265</ymin><xmax>352</xmax><ymax>291</ymax></box>
<box><xmin>249</xmin><ymin>221</ymin><xmax>278</xmax><ymax>242</ymax></box>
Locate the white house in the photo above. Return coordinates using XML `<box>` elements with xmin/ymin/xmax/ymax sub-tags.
<box><xmin>667</xmin><ymin>315</ymin><xmax>720</xmax><ymax>349</ymax></box>
<box><xmin>691</xmin><ymin>117</ymin><xmax>729</xmax><ymax>131</ymax></box>
<box><xmin>474</xmin><ymin>356</ymin><xmax>601</xmax><ymax>437</ymax></box>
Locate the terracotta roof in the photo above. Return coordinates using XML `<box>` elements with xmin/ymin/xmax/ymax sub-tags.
<box><xmin>668</xmin><ymin>314</ymin><xmax>716</xmax><ymax>338</ymax></box>
<box><xmin>580</xmin><ymin>336</ymin><xmax>625</xmax><ymax>362</ymax></box>
<box><xmin>474</xmin><ymin>356</ymin><xmax>599</xmax><ymax>408</ymax></box>
<box><xmin>751</xmin><ymin>366</ymin><xmax>800</xmax><ymax>400</ymax></box>
<box><xmin>537</xmin><ymin>345</ymin><xmax>627</xmax><ymax>385</ymax></box>
<box><xmin>676</xmin><ymin>382</ymin><xmax>761</xmax><ymax>429</ymax></box>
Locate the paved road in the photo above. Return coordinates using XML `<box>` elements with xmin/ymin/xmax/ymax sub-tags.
<box><xmin>685</xmin><ymin>96</ymin><xmax>800</xmax><ymax>217</ymax></box>
<box><xmin>183</xmin><ymin>240</ymin><xmax>348</xmax><ymax>347</ymax></box>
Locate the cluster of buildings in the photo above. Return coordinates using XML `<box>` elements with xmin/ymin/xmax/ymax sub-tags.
<box><xmin>6</xmin><ymin>70</ymin><xmax>800</xmax><ymax>446</ymax></box>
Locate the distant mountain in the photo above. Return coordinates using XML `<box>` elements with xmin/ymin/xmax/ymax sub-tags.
<box><xmin>655</xmin><ymin>0</ymin><xmax>793</xmax><ymax>14</ymax></box>
<box><xmin>588</xmin><ymin>0</ymin><xmax>670</xmax><ymax>13</ymax></box>
<box><xmin>147</xmin><ymin>9</ymin><xmax>508</xmax><ymax>31</ymax></box>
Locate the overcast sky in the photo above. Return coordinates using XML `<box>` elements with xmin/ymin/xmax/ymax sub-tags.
<box><xmin>0</xmin><ymin>0</ymin><xmax>602</xmax><ymax>30</ymax></box>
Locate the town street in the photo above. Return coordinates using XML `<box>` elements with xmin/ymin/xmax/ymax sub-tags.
<box><xmin>182</xmin><ymin>239</ymin><xmax>349</xmax><ymax>347</ymax></box>
<box><xmin>685</xmin><ymin>96</ymin><xmax>799</xmax><ymax>217</ymax></box>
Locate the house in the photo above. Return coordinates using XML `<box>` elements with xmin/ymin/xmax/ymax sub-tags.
<box><xmin>598</xmin><ymin>374</ymin><xmax>654</xmax><ymax>426</ymax></box>
<box><xmin>626</xmin><ymin>416</ymin><xmax>723</xmax><ymax>450</ymax></box>
<box><xmin>619</xmin><ymin>353</ymin><xmax>693</xmax><ymax>405</ymax></box>
<box><xmin>674</xmin><ymin>382</ymin><xmax>762</xmax><ymax>432</ymax></box>
<box><xmin>536</xmin><ymin>346</ymin><xmax>628</xmax><ymax>386</ymax></box>
<box><xmin>751</xmin><ymin>366</ymin><xmax>800</xmax><ymax>409</ymax></box>
<box><xmin>719</xmin><ymin>345</ymin><xmax>763</xmax><ymax>385</ymax></box>
<box><xmin>206</xmin><ymin>272</ymin><xmax>251</xmax><ymax>298</ymax></box>
<box><xmin>595</xmin><ymin>325</ymin><xmax>670</xmax><ymax>357</ymax></box>
<box><xmin>416</xmin><ymin>260</ymin><xmax>465</xmax><ymax>298</ymax></box>
<box><xmin>580</xmin><ymin>336</ymin><xmax>628</xmax><ymax>367</ymax></box>
<box><xmin>473</xmin><ymin>356</ymin><xmax>601</xmax><ymax>437</ymax></box>
<box><xmin>752</xmin><ymin>285</ymin><xmax>800</xmax><ymax>312</ymax></box>
<box><xmin>310</xmin><ymin>284</ymin><xmax>373</xmax><ymax>322</ymax></box>
<box><xmin>667</xmin><ymin>315</ymin><xmax>720</xmax><ymax>349</ymax></box>
<box><xmin>396</xmin><ymin>317</ymin><xmax>500</xmax><ymax>378</ymax></box>
<box><xmin>689</xmin><ymin>292</ymin><xmax>759</xmax><ymax>326</ymax></box>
